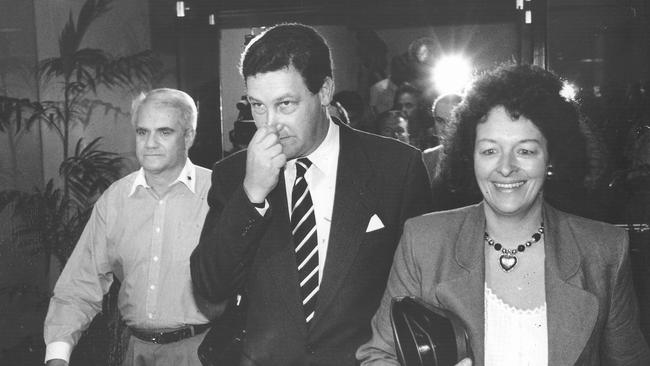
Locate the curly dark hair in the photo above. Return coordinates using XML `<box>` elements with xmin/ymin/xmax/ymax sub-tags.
<box><xmin>439</xmin><ymin>64</ymin><xmax>588</xmax><ymax>201</ymax></box>
<box><xmin>240</xmin><ymin>23</ymin><xmax>332</xmax><ymax>94</ymax></box>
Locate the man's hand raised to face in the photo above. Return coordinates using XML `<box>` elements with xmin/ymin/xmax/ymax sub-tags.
<box><xmin>243</xmin><ymin>124</ymin><xmax>287</xmax><ymax>204</ymax></box>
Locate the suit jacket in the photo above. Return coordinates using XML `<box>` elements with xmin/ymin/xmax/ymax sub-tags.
<box><xmin>358</xmin><ymin>202</ymin><xmax>650</xmax><ymax>366</ymax></box>
<box><xmin>190</xmin><ymin>123</ymin><xmax>432</xmax><ymax>365</ymax></box>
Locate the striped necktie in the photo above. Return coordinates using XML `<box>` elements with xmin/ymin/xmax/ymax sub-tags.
<box><xmin>291</xmin><ymin>157</ymin><xmax>319</xmax><ymax>324</ymax></box>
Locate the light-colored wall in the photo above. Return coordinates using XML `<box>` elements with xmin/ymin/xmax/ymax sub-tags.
<box><xmin>219</xmin><ymin>23</ymin><xmax>517</xmax><ymax>152</ymax></box>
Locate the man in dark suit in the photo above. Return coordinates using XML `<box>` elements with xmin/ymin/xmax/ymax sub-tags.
<box><xmin>190</xmin><ymin>23</ymin><xmax>432</xmax><ymax>365</ymax></box>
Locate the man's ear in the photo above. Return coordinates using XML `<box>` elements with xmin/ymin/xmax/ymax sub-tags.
<box><xmin>318</xmin><ymin>77</ymin><xmax>335</xmax><ymax>106</ymax></box>
<box><xmin>185</xmin><ymin>128</ymin><xmax>196</xmax><ymax>148</ymax></box>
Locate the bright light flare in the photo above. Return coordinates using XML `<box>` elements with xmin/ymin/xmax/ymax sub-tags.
<box><xmin>560</xmin><ymin>81</ymin><xmax>577</xmax><ymax>101</ymax></box>
<box><xmin>433</xmin><ymin>55</ymin><xmax>472</xmax><ymax>95</ymax></box>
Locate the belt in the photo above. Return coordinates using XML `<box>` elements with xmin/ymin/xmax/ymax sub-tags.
<box><xmin>130</xmin><ymin>323</ymin><xmax>211</xmax><ymax>344</ymax></box>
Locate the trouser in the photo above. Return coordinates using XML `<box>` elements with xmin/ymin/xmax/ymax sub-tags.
<box><xmin>121</xmin><ymin>330</ymin><xmax>209</xmax><ymax>366</ymax></box>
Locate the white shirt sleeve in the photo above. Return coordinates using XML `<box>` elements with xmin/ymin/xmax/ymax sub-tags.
<box><xmin>44</xmin><ymin>341</ymin><xmax>73</xmax><ymax>363</ymax></box>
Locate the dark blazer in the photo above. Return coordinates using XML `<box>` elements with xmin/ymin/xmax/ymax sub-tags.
<box><xmin>357</xmin><ymin>202</ymin><xmax>650</xmax><ymax>365</ymax></box>
<box><xmin>191</xmin><ymin>122</ymin><xmax>432</xmax><ymax>366</ymax></box>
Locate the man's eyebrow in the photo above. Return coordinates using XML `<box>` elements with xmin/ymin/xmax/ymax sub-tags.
<box><xmin>248</xmin><ymin>93</ymin><xmax>298</xmax><ymax>103</ymax></box>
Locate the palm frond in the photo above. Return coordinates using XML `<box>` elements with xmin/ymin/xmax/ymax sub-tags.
<box><xmin>76</xmin><ymin>0</ymin><xmax>114</xmax><ymax>43</ymax></box>
<box><xmin>96</xmin><ymin>50</ymin><xmax>161</xmax><ymax>90</ymax></box>
<box><xmin>58</xmin><ymin>12</ymin><xmax>80</xmax><ymax>69</ymax></box>
<box><xmin>37</xmin><ymin>57</ymin><xmax>64</xmax><ymax>86</ymax></box>
<box><xmin>5</xmin><ymin>179</ymin><xmax>89</xmax><ymax>268</ymax></box>
<box><xmin>60</xmin><ymin>137</ymin><xmax>123</xmax><ymax>208</ymax></box>
<box><xmin>56</xmin><ymin>0</ymin><xmax>114</xmax><ymax>79</ymax></box>
<box><xmin>26</xmin><ymin>101</ymin><xmax>65</xmax><ymax>136</ymax></box>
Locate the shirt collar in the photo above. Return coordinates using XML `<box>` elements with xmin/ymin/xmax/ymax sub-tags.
<box><xmin>128</xmin><ymin>159</ymin><xmax>197</xmax><ymax>196</ymax></box>
<box><xmin>292</xmin><ymin>118</ymin><xmax>339</xmax><ymax>176</ymax></box>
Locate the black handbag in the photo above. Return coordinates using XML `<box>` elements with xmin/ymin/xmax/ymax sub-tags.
<box><xmin>390</xmin><ymin>296</ymin><xmax>473</xmax><ymax>366</ymax></box>
<box><xmin>198</xmin><ymin>293</ymin><xmax>247</xmax><ymax>366</ymax></box>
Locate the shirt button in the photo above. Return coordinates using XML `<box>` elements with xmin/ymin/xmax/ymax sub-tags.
<box><xmin>155</xmin><ymin>227</ymin><xmax>160</xmax><ymax>233</ymax></box>
<box><xmin>158</xmin><ymin>200</ymin><xmax>164</xmax><ymax>205</ymax></box>
<box><xmin>150</xmin><ymin>285</ymin><xmax>156</xmax><ymax>290</ymax></box>
<box><xmin>153</xmin><ymin>256</ymin><xmax>159</xmax><ymax>262</ymax></box>
<box><xmin>148</xmin><ymin>313</ymin><xmax>153</xmax><ymax>319</ymax></box>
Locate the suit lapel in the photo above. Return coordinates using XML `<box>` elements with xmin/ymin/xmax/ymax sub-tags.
<box><xmin>265</xmin><ymin>172</ymin><xmax>307</xmax><ymax>331</ymax></box>
<box><xmin>435</xmin><ymin>204</ymin><xmax>486</xmax><ymax>364</ymax></box>
<box><xmin>544</xmin><ymin>204</ymin><xmax>599</xmax><ymax>366</ymax></box>
<box><xmin>311</xmin><ymin>125</ymin><xmax>378</xmax><ymax>327</ymax></box>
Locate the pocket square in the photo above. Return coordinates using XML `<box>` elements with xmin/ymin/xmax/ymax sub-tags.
<box><xmin>366</xmin><ymin>214</ymin><xmax>385</xmax><ymax>233</ymax></box>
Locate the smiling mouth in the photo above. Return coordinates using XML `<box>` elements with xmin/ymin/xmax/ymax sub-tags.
<box><xmin>493</xmin><ymin>181</ymin><xmax>525</xmax><ymax>189</ymax></box>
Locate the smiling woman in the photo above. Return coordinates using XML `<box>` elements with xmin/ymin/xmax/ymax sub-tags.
<box><xmin>358</xmin><ymin>64</ymin><xmax>650</xmax><ymax>366</ymax></box>
<box><xmin>473</xmin><ymin>106</ymin><xmax>549</xmax><ymax>220</ymax></box>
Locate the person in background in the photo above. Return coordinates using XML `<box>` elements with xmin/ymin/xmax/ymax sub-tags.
<box><xmin>369</xmin><ymin>55</ymin><xmax>409</xmax><ymax>117</ymax></box>
<box><xmin>423</xmin><ymin>93</ymin><xmax>463</xmax><ymax>183</ymax></box>
<box><xmin>330</xmin><ymin>90</ymin><xmax>369</xmax><ymax>131</ymax></box>
<box><xmin>190</xmin><ymin>23</ymin><xmax>432</xmax><ymax>365</ymax></box>
<box><xmin>374</xmin><ymin>110</ymin><xmax>410</xmax><ymax>144</ymax></box>
<box><xmin>43</xmin><ymin>88</ymin><xmax>224</xmax><ymax>366</ymax></box>
<box><xmin>393</xmin><ymin>83</ymin><xmax>435</xmax><ymax>150</ymax></box>
<box><xmin>225</xmin><ymin>97</ymin><xmax>257</xmax><ymax>156</ymax></box>
<box><xmin>405</xmin><ymin>37</ymin><xmax>437</xmax><ymax>102</ymax></box>
<box><xmin>357</xmin><ymin>64</ymin><xmax>650</xmax><ymax>365</ymax></box>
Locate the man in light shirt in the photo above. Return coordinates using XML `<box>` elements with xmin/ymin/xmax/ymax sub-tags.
<box><xmin>44</xmin><ymin>88</ymin><xmax>224</xmax><ymax>366</ymax></box>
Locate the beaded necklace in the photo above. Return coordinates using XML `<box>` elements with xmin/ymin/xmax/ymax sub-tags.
<box><xmin>484</xmin><ymin>223</ymin><xmax>544</xmax><ymax>272</ymax></box>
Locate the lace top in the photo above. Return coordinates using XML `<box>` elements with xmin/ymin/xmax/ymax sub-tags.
<box><xmin>484</xmin><ymin>284</ymin><xmax>548</xmax><ymax>366</ymax></box>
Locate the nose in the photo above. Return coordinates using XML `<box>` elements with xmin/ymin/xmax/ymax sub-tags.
<box><xmin>259</xmin><ymin>108</ymin><xmax>277</xmax><ymax>127</ymax></box>
<box><xmin>497</xmin><ymin>151</ymin><xmax>518</xmax><ymax>176</ymax></box>
<box><xmin>145</xmin><ymin>132</ymin><xmax>158</xmax><ymax>148</ymax></box>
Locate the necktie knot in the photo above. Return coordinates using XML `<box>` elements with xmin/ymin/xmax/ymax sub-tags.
<box><xmin>296</xmin><ymin>158</ymin><xmax>312</xmax><ymax>178</ymax></box>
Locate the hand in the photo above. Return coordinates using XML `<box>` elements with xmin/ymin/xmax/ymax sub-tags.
<box><xmin>45</xmin><ymin>359</ymin><xmax>68</xmax><ymax>366</ymax></box>
<box><xmin>243</xmin><ymin>124</ymin><xmax>287</xmax><ymax>203</ymax></box>
<box><xmin>455</xmin><ymin>357</ymin><xmax>472</xmax><ymax>366</ymax></box>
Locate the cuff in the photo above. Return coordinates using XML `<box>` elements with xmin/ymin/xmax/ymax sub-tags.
<box><xmin>253</xmin><ymin>200</ymin><xmax>269</xmax><ymax>216</ymax></box>
<box><xmin>45</xmin><ymin>341</ymin><xmax>72</xmax><ymax>363</ymax></box>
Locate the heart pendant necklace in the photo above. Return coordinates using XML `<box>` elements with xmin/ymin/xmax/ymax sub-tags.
<box><xmin>484</xmin><ymin>223</ymin><xmax>544</xmax><ymax>272</ymax></box>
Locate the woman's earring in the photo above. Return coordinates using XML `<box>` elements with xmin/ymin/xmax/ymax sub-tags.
<box><xmin>546</xmin><ymin>164</ymin><xmax>554</xmax><ymax>178</ymax></box>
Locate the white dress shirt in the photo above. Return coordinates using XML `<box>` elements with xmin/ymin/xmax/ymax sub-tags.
<box><xmin>283</xmin><ymin>119</ymin><xmax>340</xmax><ymax>283</ymax></box>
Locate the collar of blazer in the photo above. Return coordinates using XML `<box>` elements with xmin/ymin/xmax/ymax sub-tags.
<box><xmin>436</xmin><ymin>202</ymin><xmax>599</xmax><ymax>366</ymax></box>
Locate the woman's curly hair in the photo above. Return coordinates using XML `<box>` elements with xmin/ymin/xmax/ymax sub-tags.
<box><xmin>438</xmin><ymin>64</ymin><xmax>588</xmax><ymax>201</ymax></box>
